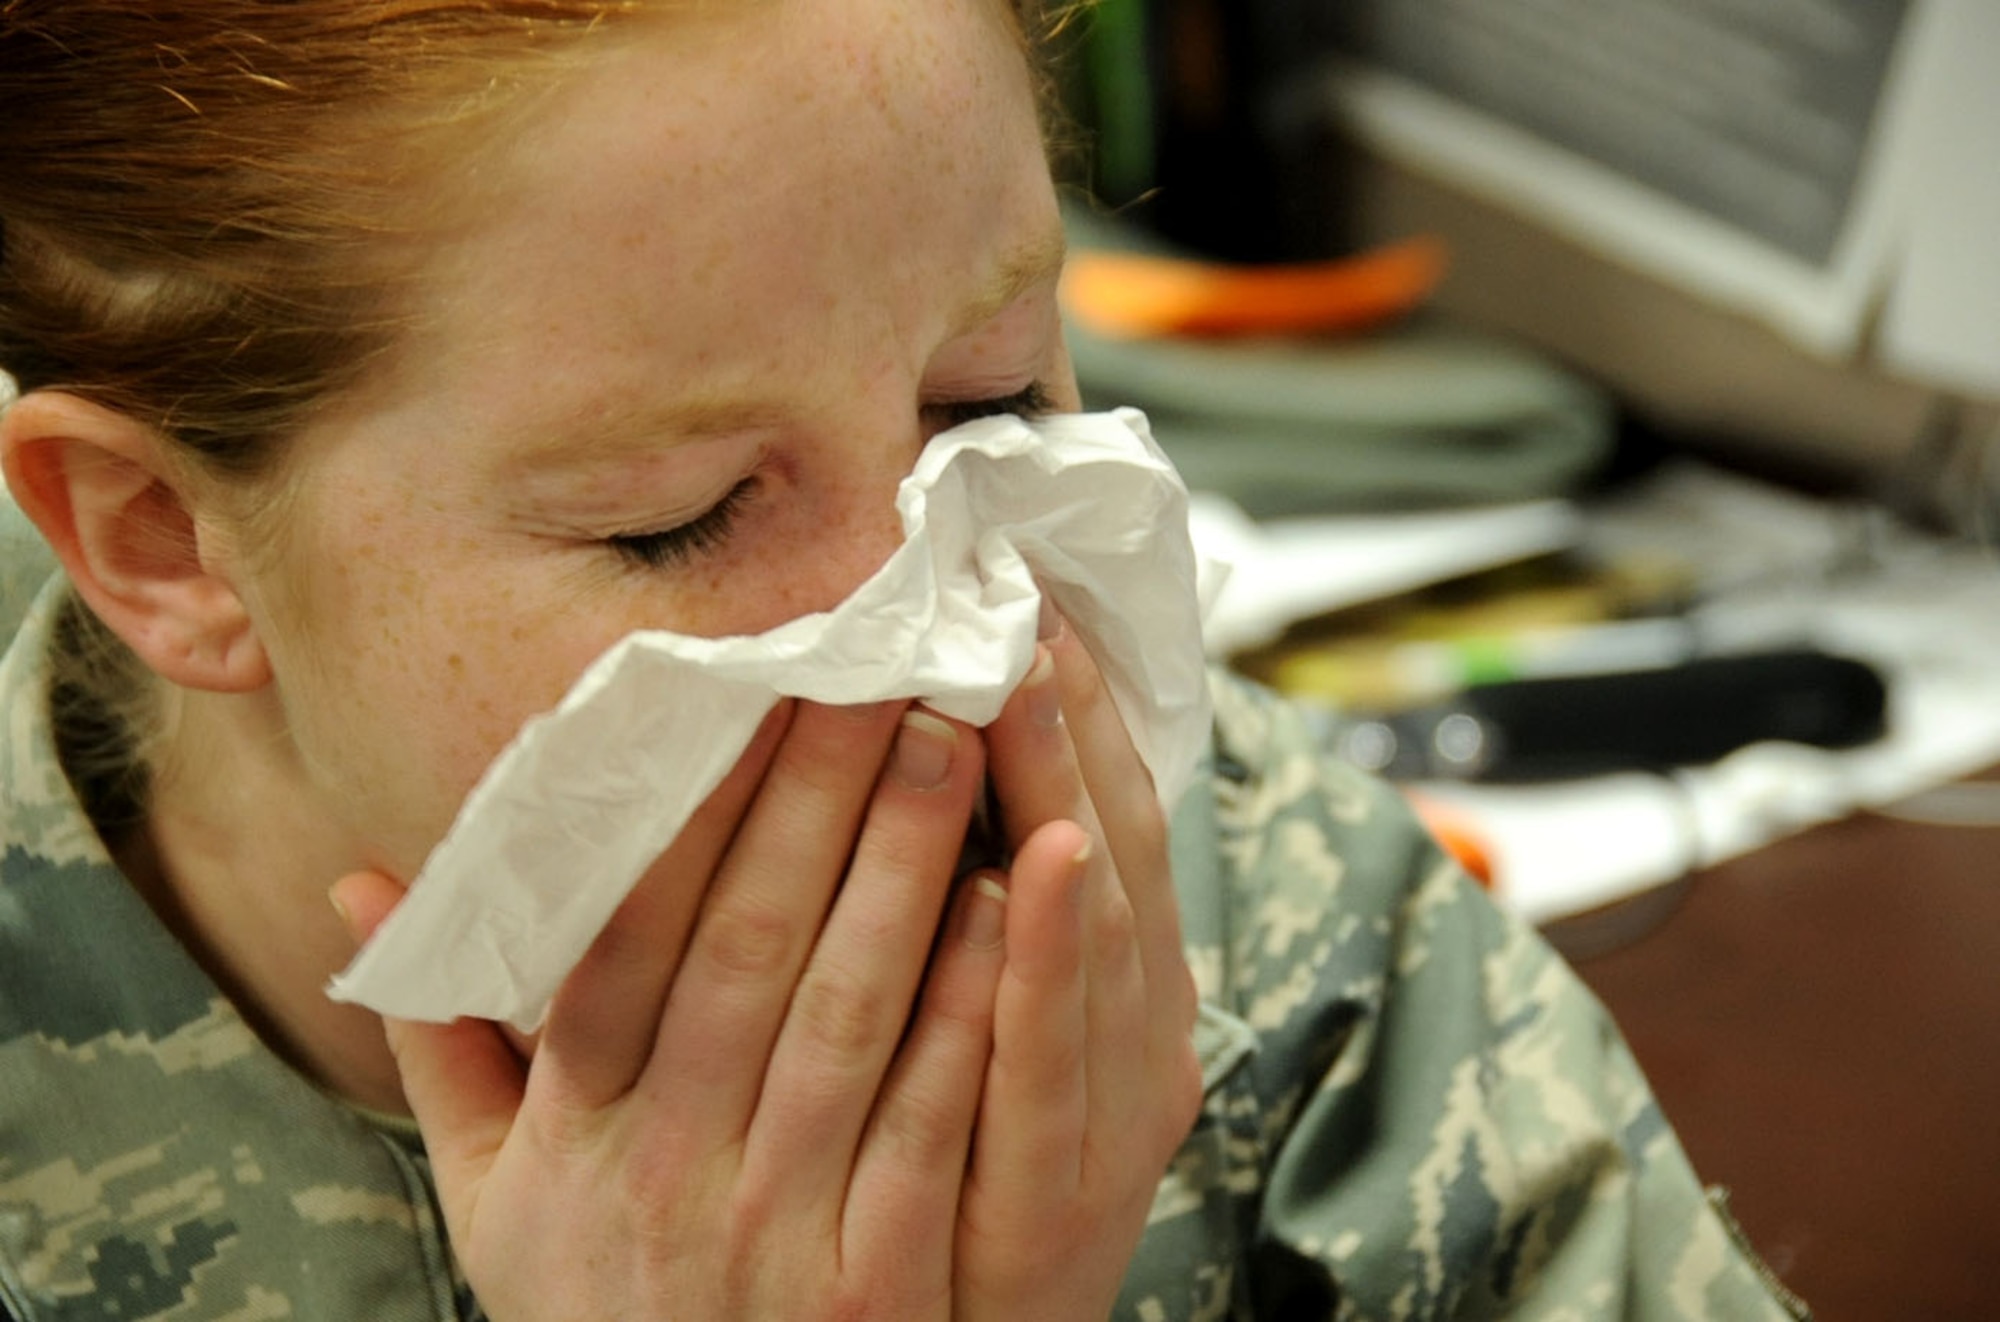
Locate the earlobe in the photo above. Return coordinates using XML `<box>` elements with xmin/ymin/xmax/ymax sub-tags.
<box><xmin>0</xmin><ymin>391</ymin><xmax>272</xmax><ymax>693</ymax></box>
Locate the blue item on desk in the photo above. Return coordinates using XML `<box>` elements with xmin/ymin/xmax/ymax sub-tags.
<box><xmin>1333</xmin><ymin>648</ymin><xmax>1889</xmax><ymax>782</ymax></box>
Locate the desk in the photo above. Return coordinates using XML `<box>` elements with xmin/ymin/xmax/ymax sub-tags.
<box><xmin>1547</xmin><ymin>795</ymin><xmax>2000</xmax><ymax>1319</ymax></box>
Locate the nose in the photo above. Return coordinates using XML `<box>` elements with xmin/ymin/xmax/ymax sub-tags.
<box><xmin>805</xmin><ymin>480</ymin><xmax>911</xmax><ymax>610</ymax></box>
<box><xmin>746</xmin><ymin>444</ymin><xmax>918</xmax><ymax>628</ymax></box>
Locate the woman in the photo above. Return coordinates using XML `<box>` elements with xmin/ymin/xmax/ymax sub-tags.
<box><xmin>0</xmin><ymin>1</ymin><xmax>1805</xmax><ymax>1318</ymax></box>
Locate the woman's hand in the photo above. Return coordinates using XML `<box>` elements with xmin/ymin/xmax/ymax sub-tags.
<box><xmin>330</xmin><ymin>617</ymin><xmax>1201</xmax><ymax>1322</ymax></box>
<box><xmin>959</xmin><ymin>610</ymin><xmax>1207</xmax><ymax>1321</ymax></box>
<box><xmin>332</xmin><ymin>699</ymin><xmax>1034</xmax><ymax>1321</ymax></box>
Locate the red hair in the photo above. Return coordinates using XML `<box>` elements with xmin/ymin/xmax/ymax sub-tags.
<box><xmin>0</xmin><ymin>3</ymin><xmax>649</xmax><ymax>476</ymax></box>
<box><xmin>0</xmin><ymin>0</ymin><xmax>1070</xmax><ymax>817</ymax></box>
<box><xmin>0</xmin><ymin>1</ymin><xmax>1068</xmax><ymax>478</ymax></box>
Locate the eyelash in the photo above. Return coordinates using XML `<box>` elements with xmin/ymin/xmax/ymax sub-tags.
<box><xmin>921</xmin><ymin>381</ymin><xmax>1054</xmax><ymax>431</ymax></box>
<box><xmin>607</xmin><ymin>477</ymin><xmax>759</xmax><ymax>571</ymax></box>
<box><xmin>607</xmin><ymin>381</ymin><xmax>1054</xmax><ymax>571</ymax></box>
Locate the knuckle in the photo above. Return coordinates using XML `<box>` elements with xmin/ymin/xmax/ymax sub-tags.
<box><xmin>869</xmin><ymin>1081</ymin><xmax>963</xmax><ymax>1169</ymax></box>
<box><xmin>1161</xmin><ymin>1045</ymin><xmax>1206</xmax><ymax>1147</ymax></box>
<box><xmin>1000</xmin><ymin>1013</ymin><xmax>1086</xmax><ymax>1091</ymax></box>
<box><xmin>827</xmin><ymin>1281</ymin><xmax>901</xmax><ymax>1322</ymax></box>
<box><xmin>769</xmin><ymin>747</ymin><xmax>863</xmax><ymax>807</ymax></box>
<box><xmin>1064</xmin><ymin>673</ymin><xmax>1114</xmax><ymax>736</ymax></box>
<box><xmin>1167</xmin><ymin>959</ymin><xmax>1200</xmax><ymax>1032</ymax></box>
<box><xmin>773</xmin><ymin>705</ymin><xmax>894</xmax><ymax>794</ymax></box>
<box><xmin>577</xmin><ymin>888</ymin><xmax>667</xmax><ymax>979</ymax></box>
<box><xmin>1034</xmin><ymin>1030</ymin><xmax>1088</xmax><ymax>1087</ymax></box>
<box><xmin>697</xmin><ymin>897</ymin><xmax>800</xmax><ymax>980</ymax></box>
<box><xmin>1055</xmin><ymin>633</ymin><xmax>1110</xmax><ymax>700</ymax></box>
<box><xmin>792</xmin><ymin>967</ymin><xmax>900</xmax><ymax>1059</ymax></box>
<box><xmin>617</xmin><ymin>1146</ymin><xmax>692</xmax><ymax>1225</ymax></box>
<box><xmin>716</xmin><ymin>1181</ymin><xmax>789</xmax><ymax>1279</ymax></box>
<box><xmin>522</xmin><ymin>1076</ymin><xmax>616</xmax><ymax>1156</ymax></box>
<box><xmin>1124</xmin><ymin>802</ymin><xmax>1170</xmax><ymax>863</ymax></box>
<box><xmin>616</xmin><ymin>1116</ymin><xmax>739</xmax><ymax>1218</ymax></box>
<box><xmin>1090</xmin><ymin>888</ymin><xmax>1139</xmax><ymax>962</ymax></box>
<box><xmin>916</xmin><ymin>967</ymin><xmax>996</xmax><ymax>1044</ymax></box>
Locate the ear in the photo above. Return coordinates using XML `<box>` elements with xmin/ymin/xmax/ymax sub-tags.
<box><xmin>0</xmin><ymin>391</ymin><xmax>272</xmax><ymax>692</ymax></box>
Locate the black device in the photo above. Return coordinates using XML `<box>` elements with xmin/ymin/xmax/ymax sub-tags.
<box><xmin>1333</xmin><ymin>648</ymin><xmax>1890</xmax><ymax>783</ymax></box>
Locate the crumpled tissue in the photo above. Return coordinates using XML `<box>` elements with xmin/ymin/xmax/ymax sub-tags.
<box><xmin>327</xmin><ymin>407</ymin><xmax>1213</xmax><ymax>1029</ymax></box>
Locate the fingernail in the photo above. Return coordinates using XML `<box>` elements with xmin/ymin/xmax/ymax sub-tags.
<box><xmin>961</xmin><ymin>874</ymin><xmax>1008</xmax><ymax>950</ymax></box>
<box><xmin>837</xmin><ymin>699</ymin><xmax>898</xmax><ymax>723</ymax></box>
<box><xmin>1037</xmin><ymin>595</ymin><xmax>1064</xmax><ymax>641</ymax></box>
<box><xmin>1025</xmin><ymin>646</ymin><xmax>1062</xmax><ymax>728</ymax></box>
<box><xmin>327</xmin><ymin>884</ymin><xmax>355</xmax><ymax>937</ymax></box>
<box><xmin>1068</xmin><ymin>837</ymin><xmax>1093</xmax><ymax>903</ymax></box>
<box><xmin>893</xmin><ymin>709</ymin><xmax>956</xmax><ymax>790</ymax></box>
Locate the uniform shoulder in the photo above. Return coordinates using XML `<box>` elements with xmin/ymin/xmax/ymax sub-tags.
<box><xmin>1203</xmin><ymin>667</ymin><xmax>1445</xmax><ymax>917</ymax></box>
<box><xmin>1185</xmin><ymin>670</ymin><xmax>1457</xmax><ymax>1049</ymax></box>
<box><xmin>0</xmin><ymin>486</ymin><xmax>59</xmax><ymax>646</ymax></box>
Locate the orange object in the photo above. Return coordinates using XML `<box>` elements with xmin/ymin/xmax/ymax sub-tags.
<box><xmin>1059</xmin><ymin>235</ymin><xmax>1448</xmax><ymax>339</ymax></box>
<box><xmin>1405</xmin><ymin>791</ymin><xmax>1497</xmax><ymax>891</ymax></box>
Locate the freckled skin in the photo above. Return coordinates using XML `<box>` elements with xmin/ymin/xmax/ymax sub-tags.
<box><xmin>114</xmin><ymin>0</ymin><xmax>1075</xmax><ymax>1115</ymax></box>
<box><xmin>162</xmin><ymin>0</ymin><xmax>1072</xmax><ymax>1089</ymax></box>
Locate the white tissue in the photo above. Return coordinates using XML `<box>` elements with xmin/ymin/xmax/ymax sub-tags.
<box><xmin>327</xmin><ymin>408</ymin><xmax>1212</xmax><ymax>1028</ymax></box>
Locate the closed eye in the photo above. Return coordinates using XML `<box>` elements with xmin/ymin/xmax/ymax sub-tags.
<box><xmin>605</xmin><ymin>383</ymin><xmax>1051</xmax><ymax>571</ymax></box>
<box><xmin>922</xmin><ymin>381</ymin><xmax>1054</xmax><ymax>431</ymax></box>
<box><xmin>606</xmin><ymin>477</ymin><xmax>759</xmax><ymax>571</ymax></box>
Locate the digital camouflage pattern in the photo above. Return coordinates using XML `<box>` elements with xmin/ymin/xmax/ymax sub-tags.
<box><xmin>0</xmin><ymin>573</ymin><xmax>476</xmax><ymax>1321</ymax></box>
<box><xmin>0</xmin><ymin>542</ymin><xmax>1809</xmax><ymax>1319</ymax></box>
<box><xmin>1134</xmin><ymin>676</ymin><xmax>1809</xmax><ymax>1321</ymax></box>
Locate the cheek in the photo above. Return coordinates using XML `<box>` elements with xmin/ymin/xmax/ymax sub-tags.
<box><xmin>290</xmin><ymin>615</ymin><xmax>612</xmax><ymax>876</ymax></box>
<box><xmin>252</xmin><ymin>523</ymin><xmax>608</xmax><ymax>868</ymax></box>
<box><xmin>250</xmin><ymin>451</ymin><xmax>911</xmax><ymax>869</ymax></box>
<box><xmin>419</xmin><ymin>590</ymin><xmax>641</xmax><ymax>753</ymax></box>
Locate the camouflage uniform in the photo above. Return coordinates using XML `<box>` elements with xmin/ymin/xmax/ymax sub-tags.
<box><xmin>0</xmin><ymin>539</ymin><xmax>1809</xmax><ymax>1318</ymax></box>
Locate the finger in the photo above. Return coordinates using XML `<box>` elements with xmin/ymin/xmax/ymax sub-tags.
<box><xmin>1039</xmin><ymin>620</ymin><xmax>1198</xmax><ymax>1054</ymax></box>
<box><xmin>330</xmin><ymin>871</ymin><xmax>526</xmax><ymax>1215</ymax></box>
<box><xmin>981</xmin><ymin>643</ymin><xmax>1152</xmax><ymax>1041</ymax></box>
<box><xmin>845</xmin><ymin>867</ymin><xmax>1008</xmax><ymax>1269</ymax></box>
<box><xmin>1041</xmin><ymin>617</ymin><xmax>1181</xmax><ymax>958</ymax></box>
<box><xmin>1075</xmin><ymin>847</ymin><xmax>1153</xmax><ymax>1163</ymax></box>
<box><xmin>981</xmin><ymin>644</ymin><xmax>1137</xmax><ymax>1108</ymax></box>
<box><xmin>329</xmin><ymin>866</ymin><xmax>404</xmax><ymax>946</ymax></box>
<box><xmin>983</xmin><ymin>642</ymin><xmax>1105</xmax><ymax>855</ymax></box>
<box><xmin>969</xmin><ymin>821</ymin><xmax>1091</xmax><ymax>1205</ymax></box>
<box><xmin>635</xmin><ymin>699</ymin><xmax>905</xmax><ymax>1139</ymax></box>
<box><xmin>987</xmin><ymin>628</ymin><xmax>1199</xmax><ymax>1141</ymax></box>
<box><xmin>534</xmin><ymin>700</ymin><xmax>794</xmax><ymax>1111</ymax></box>
<box><xmin>1041</xmin><ymin>618</ymin><xmax>1206</xmax><ymax>1166</ymax></box>
<box><xmin>746</xmin><ymin>708</ymin><xmax>987</xmax><ymax>1207</ymax></box>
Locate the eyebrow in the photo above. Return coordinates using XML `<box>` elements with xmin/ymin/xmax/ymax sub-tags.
<box><xmin>496</xmin><ymin>393</ymin><xmax>786</xmax><ymax>480</ymax></box>
<box><xmin>949</xmin><ymin>222</ymin><xmax>1069</xmax><ymax>339</ymax></box>
<box><xmin>503</xmin><ymin>221</ymin><xmax>1070</xmax><ymax>472</ymax></box>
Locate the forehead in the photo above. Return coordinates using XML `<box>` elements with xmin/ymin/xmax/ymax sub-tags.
<box><xmin>365</xmin><ymin>0</ymin><xmax>1055</xmax><ymax>434</ymax></box>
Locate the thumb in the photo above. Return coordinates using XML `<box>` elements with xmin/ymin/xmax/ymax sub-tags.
<box><xmin>328</xmin><ymin>869</ymin><xmax>526</xmax><ymax>1196</ymax></box>
<box><xmin>327</xmin><ymin>867</ymin><xmax>406</xmax><ymax>945</ymax></box>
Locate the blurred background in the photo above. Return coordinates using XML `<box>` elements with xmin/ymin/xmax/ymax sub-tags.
<box><xmin>1059</xmin><ymin>0</ymin><xmax>1997</xmax><ymax>492</ymax></box>
<box><xmin>1049</xmin><ymin>2</ymin><xmax>2000</xmax><ymax>1316</ymax></box>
